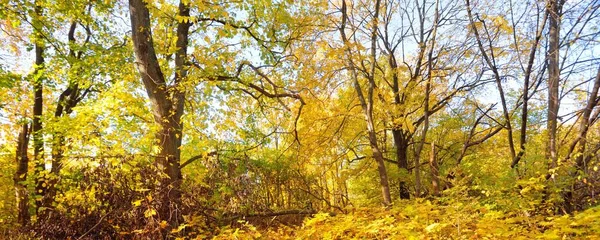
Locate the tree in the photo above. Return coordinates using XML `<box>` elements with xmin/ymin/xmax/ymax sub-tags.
<box><xmin>466</xmin><ymin>0</ymin><xmax>517</xmax><ymax>165</ymax></box>
<box><xmin>339</xmin><ymin>0</ymin><xmax>392</xmax><ymax>206</ymax></box>
<box><xmin>31</xmin><ymin>0</ymin><xmax>45</xmax><ymax>213</ymax></box>
<box><xmin>509</xmin><ymin>0</ymin><xmax>548</xmax><ymax>169</ymax></box>
<box><xmin>1</xmin><ymin>0</ymin><xmax>600</xmax><ymax>238</ymax></box>
<box><xmin>546</xmin><ymin>0</ymin><xmax>563</xmax><ymax>169</ymax></box>
<box><xmin>128</xmin><ymin>0</ymin><xmax>189</xmax><ymax>224</ymax></box>
<box><xmin>14</xmin><ymin>123</ymin><xmax>30</xmax><ymax>226</ymax></box>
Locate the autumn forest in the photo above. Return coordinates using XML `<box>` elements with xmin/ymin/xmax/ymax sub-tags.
<box><xmin>1</xmin><ymin>0</ymin><xmax>600</xmax><ymax>238</ymax></box>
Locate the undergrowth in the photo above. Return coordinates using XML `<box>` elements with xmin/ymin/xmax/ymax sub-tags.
<box><xmin>213</xmin><ymin>199</ymin><xmax>600</xmax><ymax>239</ymax></box>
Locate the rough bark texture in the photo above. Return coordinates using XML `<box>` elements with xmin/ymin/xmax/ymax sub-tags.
<box><xmin>32</xmin><ymin>2</ymin><xmax>46</xmax><ymax>213</ymax></box>
<box><xmin>392</xmin><ymin>130</ymin><xmax>411</xmax><ymax>199</ymax></box>
<box><xmin>547</xmin><ymin>0</ymin><xmax>561</xmax><ymax>168</ymax></box>
<box><xmin>14</xmin><ymin>124</ymin><xmax>30</xmax><ymax>226</ymax></box>
<box><xmin>129</xmin><ymin>0</ymin><xmax>189</xmax><ymax>225</ymax></box>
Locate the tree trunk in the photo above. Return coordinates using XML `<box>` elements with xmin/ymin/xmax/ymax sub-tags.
<box><xmin>547</xmin><ymin>0</ymin><xmax>561</xmax><ymax>169</ymax></box>
<box><xmin>369</xmin><ymin>129</ymin><xmax>392</xmax><ymax>205</ymax></box>
<box><xmin>546</xmin><ymin>0</ymin><xmax>569</xmax><ymax>214</ymax></box>
<box><xmin>429</xmin><ymin>142</ymin><xmax>440</xmax><ymax>197</ymax></box>
<box><xmin>339</xmin><ymin>0</ymin><xmax>391</xmax><ymax>206</ymax></box>
<box><xmin>392</xmin><ymin>130</ymin><xmax>410</xmax><ymax>199</ymax></box>
<box><xmin>413</xmin><ymin>0</ymin><xmax>439</xmax><ymax>198</ymax></box>
<box><xmin>574</xmin><ymin>67</ymin><xmax>600</xmax><ymax>171</ymax></box>
<box><xmin>466</xmin><ymin>0</ymin><xmax>516</xmax><ymax>162</ymax></box>
<box><xmin>129</xmin><ymin>0</ymin><xmax>189</xmax><ymax>226</ymax></box>
<box><xmin>43</xmin><ymin>21</ymin><xmax>87</xmax><ymax>213</ymax></box>
<box><xmin>31</xmin><ymin>2</ymin><xmax>46</xmax><ymax>213</ymax></box>
<box><xmin>368</xmin><ymin>0</ymin><xmax>391</xmax><ymax>206</ymax></box>
<box><xmin>14</xmin><ymin>124</ymin><xmax>30</xmax><ymax>226</ymax></box>
<box><xmin>511</xmin><ymin>10</ymin><xmax>548</xmax><ymax>169</ymax></box>
<box><xmin>156</xmin><ymin>119</ymin><xmax>184</xmax><ymax>206</ymax></box>
<box><xmin>383</xmin><ymin>8</ymin><xmax>410</xmax><ymax>200</ymax></box>
<box><xmin>386</xmin><ymin>36</ymin><xmax>409</xmax><ymax>200</ymax></box>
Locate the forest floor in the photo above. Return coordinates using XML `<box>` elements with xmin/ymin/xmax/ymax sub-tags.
<box><xmin>212</xmin><ymin>199</ymin><xmax>600</xmax><ymax>239</ymax></box>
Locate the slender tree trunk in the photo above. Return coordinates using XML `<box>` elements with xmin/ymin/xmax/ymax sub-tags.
<box><xmin>559</xmin><ymin>67</ymin><xmax>600</xmax><ymax>213</ymax></box>
<box><xmin>413</xmin><ymin>0</ymin><xmax>439</xmax><ymax>198</ymax></box>
<box><xmin>545</xmin><ymin>0</ymin><xmax>569</xmax><ymax>214</ymax></box>
<box><xmin>429</xmin><ymin>141</ymin><xmax>440</xmax><ymax>197</ymax></box>
<box><xmin>414</xmin><ymin>107</ymin><xmax>428</xmax><ymax>198</ymax></box>
<box><xmin>511</xmin><ymin>10</ymin><xmax>548</xmax><ymax>169</ymax></box>
<box><xmin>367</xmin><ymin>0</ymin><xmax>391</xmax><ymax>206</ymax></box>
<box><xmin>466</xmin><ymin>0</ymin><xmax>516</xmax><ymax>161</ymax></box>
<box><xmin>44</xmin><ymin>119</ymin><xmax>67</xmax><ymax>208</ymax></box>
<box><xmin>574</xmin><ymin>67</ymin><xmax>600</xmax><ymax>171</ymax></box>
<box><xmin>39</xmin><ymin>21</ymin><xmax>88</xmax><ymax>212</ymax></box>
<box><xmin>368</xmin><ymin>129</ymin><xmax>392</xmax><ymax>205</ymax></box>
<box><xmin>339</xmin><ymin>0</ymin><xmax>391</xmax><ymax>206</ymax></box>
<box><xmin>39</xmin><ymin>134</ymin><xmax>65</xmax><ymax>209</ymax></box>
<box><xmin>14</xmin><ymin>124</ymin><xmax>30</xmax><ymax>226</ymax></box>
<box><xmin>547</xmin><ymin>0</ymin><xmax>561</xmax><ymax>169</ymax></box>
<box><xmin>31</xmin><ymin>2</ymin><xmax>46</xmax><ymax>213</ymax></box>
<box><xmin>45</xmin><ymin>97</ymin><xmax>71</xmax><ymax>208</ymax></box>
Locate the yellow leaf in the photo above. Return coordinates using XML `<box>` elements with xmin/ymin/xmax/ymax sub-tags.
<box><xmin>152</xmin><ymin>145</ymin><xmax>161</xmax><ymax>154</ymax></box>
<box><xmin>425</xmin><ymin>223</ymin><xmax>440</xmax><ymax>232</ymax></box>
<box><xmin>159</xmin><ymin>221</ymin><xmax>168</xmax><ymax>229</ymax></box>
<box><xmin>171</xmin><ymin>224</ymin><xmax>187</xmax><ymax>233</ymax></box>
<box><xmin>132</xmin><ymin>199</ymin><xmax>143</xmax><ymax>207</ymax></box>
<box><xmin>144</xmin><ymin>208</ymin><xmax>156</xmax><ymax>218</ymax></box>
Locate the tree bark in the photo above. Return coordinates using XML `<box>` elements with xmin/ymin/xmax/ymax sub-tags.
<box><xmin>44</xmin><ymin>21</ymin><xmax>83</xmax><ymax>210</ymax></box>
<box><xmin>14</xmin><ymin>124</ymin><xmax>30</xmax><ymax>226</ymax></box>
<box><xmin>367</xmin><ymin>0</ymin><xmax>392</xmax><ymax>206</ymax></box>
<box><xmin>413</xmin><ymin>0</ymin><xmax>439</xmax><ymax>198</ymax></box>
<box><xmin>31</xmin><ymin>2</ymin><xmax>46</xmax><ymax>213</ymax></box>
<box><xmin>385</xmin><ymin>27</ymin><xmax>410</xmax><ymax>199</ymax></box>
<box><xmin>392</xmin><ymin>130</ymin><xmax>410</xmax><ymax>199</ymax></box>
<box><xmin>560</xmin><ymin>66</ymin><xmax>600</xmax><ymax>213</ymax></box>
<box><xmin>574</xmin><ymin>67</ymin><xmax>600</xmax><ymax>171</ymax></box>
<box><xmin>547</xmin><ymin>0</ymin><xmax>562</xmax><ymax>169</ymax></box>
<box><xmin>129</xmin><ymin>0</ymin><xmax>190</xmax><ymax>225</ymax></box>
<box><xmin>429</xmin><ymin>141</ymin><xmax>440</xmax><ymax>197</ymax></box>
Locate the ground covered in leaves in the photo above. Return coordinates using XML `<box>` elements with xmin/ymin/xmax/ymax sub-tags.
<box><xmin>213</xmin><ymin>200</ymin><xmax>600</xmax><ymax>239</ymax></box>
